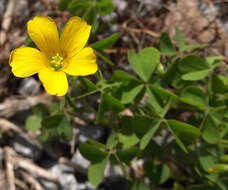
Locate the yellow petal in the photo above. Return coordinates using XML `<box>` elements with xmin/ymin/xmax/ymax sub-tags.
<box><xmin>9</xmin><ymin>47</ymin><xmax>47</xmax><ymax>77</ymax></box>
<box><xmin>60</xmin><ymin>16</ymin><xmax>91</xmax><ymax>58</ymax></box>
<box><xmin>27</xmin><ymin>16</ymin><xmax>60</xmax><ymax>56</ymax></box>
<box><xmin>63</xmin><ymin>47</ymin><xmax>97</xmax><ymax>76</ymax></box>
<box><xmin>38</xmin><ymin>68</ymin><xmax>68</xmax><ymax>96</ymax></box>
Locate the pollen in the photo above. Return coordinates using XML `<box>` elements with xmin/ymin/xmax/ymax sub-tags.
<box><xmin>50</xmin><ymin>53</ymin><xmax>64</xmax><ymax>70</ymax></box>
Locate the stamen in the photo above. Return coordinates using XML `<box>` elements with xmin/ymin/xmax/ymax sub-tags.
<box><xmin>50</xmin><ymin>53</ymin><xmax>64</xmax><ymax>70</ymax></box>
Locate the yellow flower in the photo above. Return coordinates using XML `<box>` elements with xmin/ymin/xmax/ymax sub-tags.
<box><xmin>9</xmin><ymin>16</ymin><xmax>97</xmax><ymax>96</ymax></box>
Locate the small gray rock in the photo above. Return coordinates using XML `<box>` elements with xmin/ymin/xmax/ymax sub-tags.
<box><xmin>111</xmin><ymin>24</ymin><xmax>119</xmax><ymax>32</ymax></box>
<box><xmin>101</xmin><ymin>12</ymin><xmax>117</xmax><ymax>23</ymax></box>
<box><xmin>137</xmin><ymin>0</ymin><xmax>162</xmax><ymax>11</ymax></box>
<box><xmin>9</xmin><ymin>134</ymin><xmax>42</xmax><ymax>160</ymax></box>
<box><xmin>74</xmin><ymin>125</ymin><xmax>106</xmax><ymax>144</ymax></box>
<box><xmin>77</xmin><ymin>182</ymin><xmax>97</xmax><ymax>190</ymax></box>
<box><xmin>199</xmin><ymin>1</ymin><xmax>218</xmax><ymax>21</ymax></box>
<box><xmin>40</xmin><ymin>162</ymin><xmax>78</xmax><ymax>190</ymax></box>
<box><xmin>18</xmin><ymin>77</ymin><xmax>41</xmax><ymax>96</ymax></box>
<box><xmin>113</xmin><ymin>0</ymin><xmax>127</xmax><ymax>11</ymax></box>
<box><xmin>104</xmin><ymin>162</ymin><xmax>124</xmax><ymax>178</ymax></box>
<box><xmin>71</xmin><ymin>149</ymin><xmax>90</xmax><ymax>171</ymax></box>
<box><xmin>15</xmin><ymin>0</ymin><xmax>29</xmax><ymax>22</ymax></box>
<box><xmin>0</xmin><ymin>0</ymin><xmax>6</xmax><ymax>16</ymax></box>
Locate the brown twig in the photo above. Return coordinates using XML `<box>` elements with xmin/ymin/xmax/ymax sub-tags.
<box><xmin>0</xmin><ymin>118</ymin><xmax>23</xmax><ymax>134</ymax></box>
<box><xmin>104</xmin><ymin>48</ymin><xmax>130</xmax><ymax>54</ymax></box>
<box><xmin>0</xmin><ymin>168</ymin><xmax>8</xmax><ymax>190</ymax></box>
<box><xmin>15</xmin><ymin>178</ymin><xmax>29</xmax><ymax>190</ymax></box>
<box><xmin>0</xmin><ymin>0</ymin><xmax>16</xmax><ymax>46</ymax></box>
<box><xmin>4</xmin><ymin>147</ymin><xmax>15</xmax><ymax>190</ymax></box>
<box><xmin>121</xmin><ymin>21</ymin><xmax>160</xmax><ymax>38</ymax></box>
<box><xmin>4</xmin><ymin>147</ymin><xmax>60</xmax><ymax>183</ymax></box>
<box><xmin>59</xmin><ymin>157</ymin><xmax>87</xmax><ymax>175</ymax></box>
<box><xmin>16</xmin><ymin>159</ymin><xmax>60</xmax><ymax>183</ymax></box>
<box><xmin>0</xmin><ymin>93</ymin><xmax>53</xmax><ymax>118</ymax></box>
<box><xmin>20</xmin><ymin>171</ymin><xmax>44</xmax><ymax>190</ymax></box>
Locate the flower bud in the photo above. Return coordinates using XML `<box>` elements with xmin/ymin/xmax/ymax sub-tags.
<box><xmin>220</xmin><ymin>155</ymin><xmax>228</xmax><ymax>162</ymax></box>
<box><xmin>208</xmin><ymin>164</ymin><xmax>228</xmax><ymax>173</ymax></box>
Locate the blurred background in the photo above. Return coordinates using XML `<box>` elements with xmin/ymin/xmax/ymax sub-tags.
<box><xmin>0</xmin><ymin>0</ymin><xmax>227</xmax><ymax>189</ymax></box>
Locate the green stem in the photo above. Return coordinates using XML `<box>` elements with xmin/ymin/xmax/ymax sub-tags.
<box><xmin>199</xmin><ymin>109</ymin><xmax>209</xmax><ymax>131</ymax></box>
<box><xmin>113</xmin><ymin>153</ymin><xmax>132</xmax><ymax>181</ymax></box>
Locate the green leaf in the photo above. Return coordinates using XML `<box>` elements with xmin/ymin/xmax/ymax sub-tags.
<box><xmin>179</xmin><ymin>55</ymin><xmax>209</xmax><ymax>74</ymax></box>
<box><xmin>181</xmin><ymin>69</ymin><xmax>211</xmax><ymax>81</ymax></box>
<box><xmin>146</xmin><ymin>85</ymin><xmax>175</xmax><ymax>116</ymax></box>
<box><xmin>149</xmin><ymin>84</ymin><xmax>178</xmax><ymax>101</ymax></box>
<box><xmin>119</xmin><ymin>116</ymin><xmax>161</xmax><ymax>150</ymax></box>
<box><xmin>187</xmin><ymin>185</ymin><xmax>218</xmax><ymax>190</ymax></box>
<box><xmin>130</xmin><ymin>116</ymin><xmax>155</xmax><ymax>137</ymax></box>
<box><xmin>161</xmin><ymin>58</ymin><xmax>180</xmax><ymax>87</ymax></box>
<box><xmin>111</xmin><ymin>70</ymin><xmax>139</xmax><ymax>82</ymax></box>
<box><xmin>42</xmin><ymin>114</ymin><xmax>64</xmax><ymax>128</ymax></box>
<box><xmin>140</xmin><ymin>119</ymin><xmax>161</xmax><ymax>150</ymax></box>
<box><xmin>171</xmin><ymin>130</ymin><xmax>188</xmax><ymax>153</ymax></box>
<box><xmin>118</xmin><ymin>117</ymin><xmax>140</xmax><ymax>148</ymax></box>
<box><xmin>96</xmin><ymin>93</ymin><xmax>124</xmax><ymax>124</ymax></box>
<box><xmin>88</xmin><ymin>154</ymin><xmax>109</xmax><ymax>186</ymax></box>
<box><xmin>121</xmin><ymin>84</ymin><xmax>144</xmax><ymax>104</ymax></box>
<box><xmin>117</xmin><ymin>147</ymin><xmax>139</xmax><ymax>164</ymax></box>
<box><xmin>180</xmin><ymin>86</ymin><xmax>207</xmax><ymax>111</ymax></box>
<box><xmin>106</xmin><ymin>130</ymin><xmax>116</xmax><ymax>149</ymax></box>
<box><xmin>144</xmin><ymin>162</ymin><xmax>170</xmax><ymax>184</ymax></box>
<box><xmin>103</xmin><ymin>93</ymin><xmax>125</xmax><ymax>112</ymax></box>
<box><xmin>79</xmin><ymin>77</ymin><xmax>98</xmax><ymax>91</ymax></box>
<box><xmin>111</xmin><ymin>70</ymin><xmax>143</xmax><ymax>103</ymax></box>
<box><xmin>210</xmin><ymin>105</ymin><xmax>226</xmax><ymax>113</ymax></box>
<box><xmin>59</xmin><ymin>96</ymin><xmax>66</xmax><ymax>111</ymax></box>
<box><xmin>199</xmin><ymin>154</ymin><xmax>216</xmax><ymax>172</ymax></box>
<box><xmin>58</xmin><ymin>0</ymin><xmax>71</xmax><ymax>11</ymax></box>
<box><xmin>24</xmin><ymin>35</ymin><xmax>36</xmax><ymax>48</ymax></box>
<box><xmin>128</xmin><ymin>47</ymin><xmax>160</xmax><ymax>82</ymax></box>
<box><xmin>32</xmin><ymin>103</ymin><xmax>49</xmax><ymax>118</ymax></box>
<box><xmin>167</xmin><ymin>120</ymin><xmax>200</xmax><ymax>143</ymax></box>
<box><xmin>202</xmin><ymin>116</ymin><xmax>220</xmax><ymax>144</ymax></box>
<box><xmin>130</xmin><ymin>180</ymin><xmax>150</xmax><ymax>190</ymax></box>
<box><xmin>206</xmin><ymin>56</ymin><xmax>222</xmax><ymax>69</ymax></box>
<box><xmin>25</xmin><ymin>115</ymin><xmax>42</xmax><ymax>132</ymax></box>
<box><xmin>83</xmin><ymin>4</ymin><xmax>95</xmax><ymax>25</ymax></box>
<box><xmin>160</xmin><ymin>32</ymin><xmax>176</xmax><ymax>55</ymax></box>
<box><xmin>79</xmin><ymin>143</ymin><xmax>108</xmax><ymax>162</ymax></box>
<box><xmin>96</xmin><ymin>93</ymin><xmax>106</xmax><ymax>124</ymax></box>
<box><xmin>88</xmin><ymin>139</ymin><xmax>107</xmax><ymax>150</ymax></box>
<box><xmin>96</xmin><ymin>0</ymin><xmax>114</xmax><ymax>15</ymax></box>
<box><xmin>40</xmin><ymin>114</ymin><xmax>72</xmax><ymax>141</ymax></box>
<box><xmin>68</xmin><ymin>0</ymin><xmax>91</xmax><ymax>15</ymax></box>
<box><xmin>57</xmin><ymin>116</ymin><xmax>72</xmax><ymax>141</ymax></box>
<box><xmin>91</xmin><ymin>33</ymin><xmax>119</xmax><ymax>51</ymax></box>
<box><xmin>175</xmin><ymin>28</ymin><xmax>208</xmax><ymax>52</ymax></box>
<box><xmin>212</xmin><ymin>74</ymin><xmax>228</xmax><ymax>93</ymax></box>
<box><xmin>95</xmin><ymin>50</ymin><xmax>114</xmax><ymax>65</ymax></box>
<box><xmin>49</xmin><ymin>102</ymin><xmax>59</xmax><ymax>115</ymax></box>
<box><xmin>176</xmin><ymin>28</ymin><xmax>185</xmax><ymax>51</ymax></box>
<box><xmin>181</xmin><ymin>44</ymin><xmax>208</xmax><ymax>51</ymax></box>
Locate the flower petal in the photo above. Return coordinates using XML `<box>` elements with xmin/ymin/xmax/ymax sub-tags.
<box><xmin>38</xmin><ymin>68</ymin><xmax>68</xmax><ymax>96</ymax></box>
<box><xmin>9</xmin><ymin>47</ymin><xmax>47</xmax><ymax>77</ymax></box>
<box><xmin>63</xmin><ymin>47</ymin><xmax>97</xmax><ymax>76</ymax></box>
<box><xmin>27</xmin><ymin>16</ymin><xmax>60</xmax><ymax>56</ymax></box>
<box><xmin>60</xmin><ymin>16</ymin><xmax>91</xmax><ymax>58</ymax></box>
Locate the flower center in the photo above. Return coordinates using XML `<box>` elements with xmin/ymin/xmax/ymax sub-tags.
<box><xmin>50</xmin><ymin>53</ymin><xmax>64</xmax><ymax>71</ymax></box>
